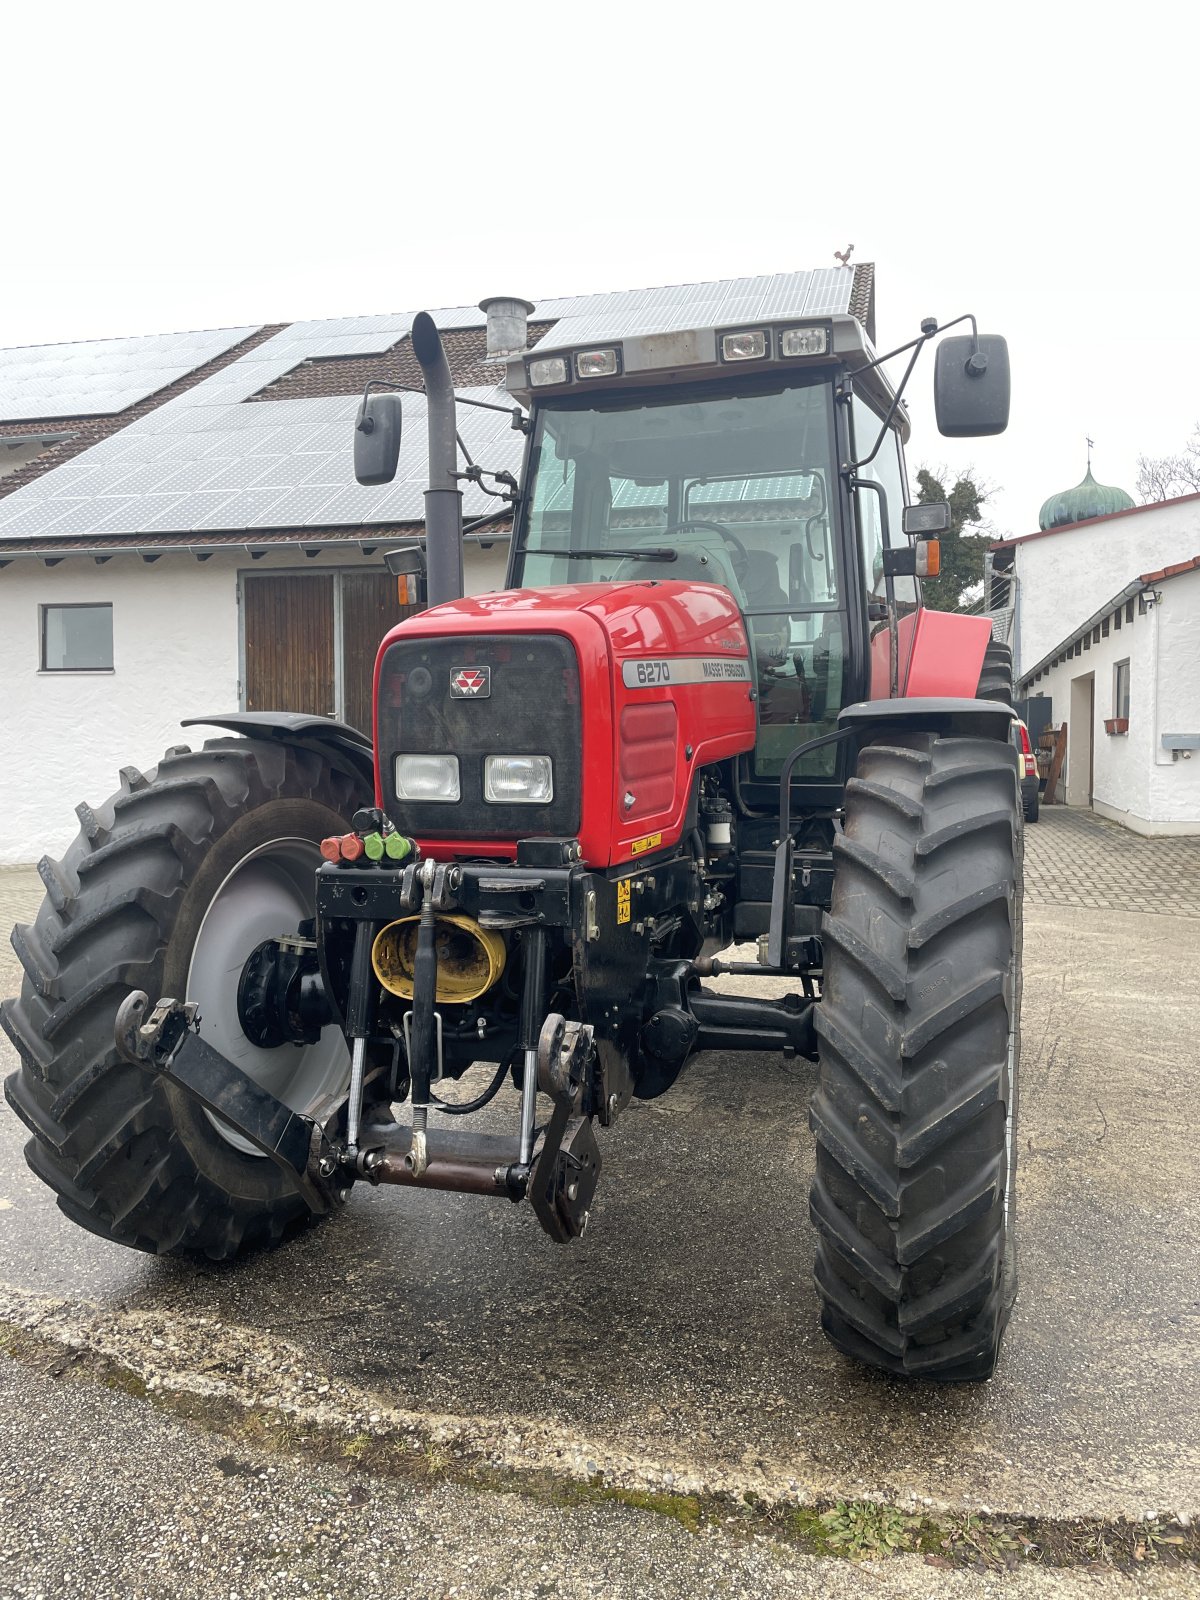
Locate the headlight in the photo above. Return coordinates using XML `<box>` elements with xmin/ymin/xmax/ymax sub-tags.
<box><xmin>395</xmin><ymin>753</ymin><xmax>460</xmax><ymax>801</ymax></box>
<box><xmin>528</xmin><ymin>356</ymin><xmax>569</xmax><ymax>387</ymax></box>
<box><xmin>574</xmin><ymin>347</ymin><xmax>621</xmax><ymax>379</ymax></box>
<box><xmin>484</xmin><ymin>754</ymin><xmax>554</xmax><ymax>804</ymax></box>
<box><xmin>720</xmin><ymin>329</ymin><xmax>768</xmax><ymax>362</ymax></box>
<box><xmin>779</xmin><ymin>326</ymin><xmax>828</xmax><ymax>357</ymax></box>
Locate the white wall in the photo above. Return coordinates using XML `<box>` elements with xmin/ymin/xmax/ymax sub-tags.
<box><xmin>0</xmin><ymin>539</ymin><xmax>514</xmax><ymax>866</ymax></box>
<box><xmin>0</xmin><ymin>554</ymin><xmax>240</xmax><ymax>866</ymax></box>
<box><xmin>1012</xmin><ymin>497</ymin><xmax>1200</xmax><ymax>679</ymax></box>
<box><xmin>1026</xmin><ymin>569</ymin><xmax>1200</xmax><ymax>834</ymax></box>
<box><xmin>1146</xmin><ymin>567</ymin><xmax>1200</xmax><ymax>829</ymax></box>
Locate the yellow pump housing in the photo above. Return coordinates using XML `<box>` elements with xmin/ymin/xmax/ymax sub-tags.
<box><xmin>371</xmin><ymin>914</ymin><xmax>506</xmax><ymax>1005</ymax></box>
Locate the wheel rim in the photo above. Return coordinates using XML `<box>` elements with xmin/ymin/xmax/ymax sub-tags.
<box><xmin>187</xmin><ymin>838</ymin><xmax>348</xmax><ymax>1156</ymax></box>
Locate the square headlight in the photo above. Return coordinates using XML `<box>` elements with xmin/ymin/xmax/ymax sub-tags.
<box><xmin>720</xmin><ymin>329</ymin><xmax>768</xmax><ymax>362</ymax></box>
<box><xmin>575</xmin><ymin>347</ymin><xmax>621</xmax><ymax>379</ymax></box>
<box><xmin>780</xmin><ymin>326</ymin><xmax>828</xmax><ymax>357</ymax></box>
<box><xmin>484</xmin><ymin>754</ymin><xmax>554</xmax><ymax>804</ymax></box>
<box><xmin>395</xmin><ymin>753</ymin><xmax>460</xmax><ymax>801</ymax></box>
<box><xmin>528</xmin><ymin>356</ymin><xmax>570</xmax><ymax>387</ymax></box>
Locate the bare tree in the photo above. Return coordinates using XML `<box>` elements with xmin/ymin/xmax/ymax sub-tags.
<box><xmin>1137</xmin><ymin>423</ymin><xmax>1200</xmax><ymax>502</ymax></box>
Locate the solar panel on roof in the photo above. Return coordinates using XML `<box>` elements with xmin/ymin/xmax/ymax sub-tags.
<box><xmin>247</xmin><ymin>485</ymin><xmax>343</xmax><ymax>527</ymax></box>
<box><xmin>530</xmin><ymin>268</ymin><xmax>856</xmax><ymax>352</ymax></box>
<box><xmin>191</xmin><ymin>488</ymin><xmax>290</xmax><ymax>530</ymax></box>
<box><xmin>0</xmin><ymin>326</ymin><xmax>260</xmax><ymax>423</ymax></box>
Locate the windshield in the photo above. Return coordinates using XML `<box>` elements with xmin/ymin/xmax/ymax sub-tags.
<box><xmin>513</xmin><ymin>376</ymin><xmax>846</xmax><ymax>780</ymax></box>
<box><xmin>515</xmin><ymin>378</ymin><xmax>839</xmax><ymax>605</ymax></box>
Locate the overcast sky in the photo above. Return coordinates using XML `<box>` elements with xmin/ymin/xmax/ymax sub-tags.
<box><xmin>3</xmin><ymin>1</ymin><xmax>1197</xmax><ymax>536</ymax></box>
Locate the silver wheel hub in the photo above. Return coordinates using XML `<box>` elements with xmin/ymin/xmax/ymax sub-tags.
<box><xmin>187</xmin><ymin>838</ymin><xmax>348</xmax><ymax>1156</ymax></box>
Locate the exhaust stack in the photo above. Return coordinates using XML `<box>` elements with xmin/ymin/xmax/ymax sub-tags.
<box><xmin>479</xmin><ymin>296</ymin><xmax>535</xmax><ymax>361</ymax></box>
<box><xmin>410</xmin><ymin>311</ymin><xmax>464</xmax><ymax>606</ymax></box>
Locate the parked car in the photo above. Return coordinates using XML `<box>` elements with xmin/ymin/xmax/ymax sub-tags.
<box><xmin>1012</xmin><ymin>718</ymin><xmax>1040</xmax><ymax>822</ymax></box>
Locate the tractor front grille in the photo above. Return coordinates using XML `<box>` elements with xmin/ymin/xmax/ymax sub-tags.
<box><xmin>377</xmin><ymin>632</ymin><xmax>582</xmax><ymax>838</ymax></box>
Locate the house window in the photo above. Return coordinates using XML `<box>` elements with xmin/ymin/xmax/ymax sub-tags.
<box><xmin>40</xmin><ymin>603</ymin><xmax>114</xmax><ymax>672</ymax></box>
<box><xmin>1114</xmin><ymin>658</ymin><xmax>1130</xmax><ymax>721</ymax></box>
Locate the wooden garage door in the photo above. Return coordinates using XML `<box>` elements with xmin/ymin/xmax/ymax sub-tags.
<box><xmin>341</xmin><ymin>572</ymin><xmax>416</xmax><ymax>733</ymax></box>
<box><xmin>242</xmin><ymin>571</ymin><xmax>415</xmax><ymax>730</ymax></box>
<box><xmin>243</xmin><ymin>573</ymin><xmax>335</xmax><ymax>716</ymax></box>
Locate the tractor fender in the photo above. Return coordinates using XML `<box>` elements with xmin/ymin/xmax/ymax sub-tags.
<box><xmin>902</xmin><ymin>609</ymin><xmax>994</xmax><ymax>697</ymax></box>
<box><xmin>839</xmin><ymin>697</ymin><xmax>1014</xmax><ymax>742</ymax></box>
<box><xmin>181</xmin><ymin>712</ymin><xmax>376</xmax><ymax>794</ymax></box>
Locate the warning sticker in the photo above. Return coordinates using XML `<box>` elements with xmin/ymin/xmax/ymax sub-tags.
<box><xmin>630</xmin><ymin>832</ymin><xmax>663</xmax><ymax>856</ymax></box>
<box><xmin>616</xmin><ymin>879</ymin><xmax>632</xmax><ymax>924</ymax></box>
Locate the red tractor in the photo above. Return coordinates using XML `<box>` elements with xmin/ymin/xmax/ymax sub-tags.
<box><xmin>3</xmin><ymin>289</ymin><xmax>1020</xmax><ymax>1381</ymax></box>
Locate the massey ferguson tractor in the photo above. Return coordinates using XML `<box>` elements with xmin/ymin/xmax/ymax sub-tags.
<box><xmin>3</xmin><ymin>285</ymin><xmax>1020</xmax><ymax>1381</ymax></box>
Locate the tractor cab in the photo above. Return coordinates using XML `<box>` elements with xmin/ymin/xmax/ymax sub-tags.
<box><xmin>505</xmin><ymin>314</ymin><xmax>920</xmax><ymax>791</ymax></box>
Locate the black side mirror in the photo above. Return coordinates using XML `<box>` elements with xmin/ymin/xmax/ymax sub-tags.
<box><xmin>383</xmin><ymin>544</ymin><xmax>427</xmax><ymax>608</ymax></box>
<box><xmin>903</xmin><ymin>502</ymin><xmax>951</xmax><ymax>536</ymax></box>
<box><xmin>934</xmin><ymin>334</ymin><xmax>1010</xmax><ymax>437</ymax></box>
<box><xmin>384</xmin><ymin>546</ymin><xmax>425</xmax><ymax>578</ymax></box>
<box><xmin>354</xmin><ymin>392</ymin><xmax>403</xmax><ymax>484</ymax></box>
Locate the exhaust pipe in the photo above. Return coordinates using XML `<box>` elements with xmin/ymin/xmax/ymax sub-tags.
<box><xmin>411</xmin><ymin>311</ymin><xmax>464</xmax><ymax>606</ymax></box>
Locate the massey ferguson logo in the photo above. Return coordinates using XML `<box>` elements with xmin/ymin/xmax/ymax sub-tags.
<box><xmin>450</xmin><ymin>665</ymin><xmax>491</xmax><ymax>699</ymax></box>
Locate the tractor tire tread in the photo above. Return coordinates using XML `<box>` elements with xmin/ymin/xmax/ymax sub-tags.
<box><xmin>976</xmin><ymin>640</ymin><xmax>1014</xmax><ymax>704</ymax></box>
<box><xmin>2</xmin><ymin>739</ymin><xmax>365</xmax><ymax>1260</ymax></box>
<box><xmin>811</xmin><ymin>730</ymin><xmax>1021</xmax><ymax>1382</ymax></box>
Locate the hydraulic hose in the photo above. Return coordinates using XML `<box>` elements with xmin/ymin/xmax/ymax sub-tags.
<box><xmin>429</xmin><ymin>1048</ymin><xmax>518</xmax><ymax>1116</ymax></box>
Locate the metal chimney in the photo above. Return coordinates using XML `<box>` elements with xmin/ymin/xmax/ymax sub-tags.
<box><xmin>479</xmin><ymin>296</ymin><xmax>535</xmax><ymax>361</ymax></box>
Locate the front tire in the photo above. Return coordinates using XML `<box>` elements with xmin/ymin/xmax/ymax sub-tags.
<box><xmin>810</xmin><ymin>731</ymin><xmax>1022</xmax><ymax>1380</ymax></box>
<box><xmin>2</xmin><ymin>738</ymin><xmax>368</xmax><ymax>1258</ymax></box>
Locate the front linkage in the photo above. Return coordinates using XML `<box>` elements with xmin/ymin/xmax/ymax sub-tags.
<box><xmin>115</xmin><ymin>954</ymin><xmax>600</xmax><ymax>1247</ymax></box>
<box><xmin>113</xmin><ymin>815</ymin><xmax>819</xmax><ymax>1243</ymax></box>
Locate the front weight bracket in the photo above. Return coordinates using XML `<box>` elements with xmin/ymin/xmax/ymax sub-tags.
<box><xmin>114</xmin><ymin>990</ymin><xmax>339</xmax><ymax>1214</ymax></box>
<box><xmin>528</xmin><ymin>1015</ymin><xmax>601</xmax><ymax>1242</ymax></box>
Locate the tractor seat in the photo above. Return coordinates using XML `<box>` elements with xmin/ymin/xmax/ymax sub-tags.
<box><xmin>740</xmin><ymin>548</ymin><xmax>789</xmax><ymax>612</ymax></box>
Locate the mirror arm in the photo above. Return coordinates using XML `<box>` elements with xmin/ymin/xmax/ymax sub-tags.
<box><xmin>841</xmin><ymin>311</ymin><xmax>986</xmax><ymax>474</ymax></box>
<box><xmin>841</xmin><ymin>330</ymin><xmax>929</xmax><ymax>473</ymax></box>
<box><xmin>356</xmin><ymin>373</ymin><xmax>527</xmax><ymax>429</ymax></box>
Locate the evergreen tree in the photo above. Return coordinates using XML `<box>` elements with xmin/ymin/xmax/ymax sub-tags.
<box><xmin>915</xmin><ymin>467</ymin><xmax>992</xmax><ymax>612</ymax></box>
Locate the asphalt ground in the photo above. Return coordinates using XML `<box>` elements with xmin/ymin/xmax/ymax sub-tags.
<box><xmin>1</xmin><ymin>806</ymin><xmax>1199</xmax><ymax>1595</ymax></box>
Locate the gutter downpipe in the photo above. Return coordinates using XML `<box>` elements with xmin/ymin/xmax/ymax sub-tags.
<box><xmin>411</xmin><ymin>311</ymin><xmax>465</xmax><ymax>606</ymax></box>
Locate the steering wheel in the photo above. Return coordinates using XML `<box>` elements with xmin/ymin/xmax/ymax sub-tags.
<box><xmin>611</xmin><ymin>519</ymin><xmax>750</xmax><ymax>588</ymax></box>
<box><xmin>665</xmin><ymin>519</ymin><xmax>750</xmax><ymax>573</ymax></box>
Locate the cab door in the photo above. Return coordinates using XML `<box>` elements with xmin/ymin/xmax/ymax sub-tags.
<box><xmin>850</xmin><ymin>396</ymin><xmax>917</xmax><ymax>698</ymax></box>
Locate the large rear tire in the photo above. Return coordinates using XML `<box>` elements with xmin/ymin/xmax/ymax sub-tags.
<box><xmin>2</xmin><ymin>739</ymin><xmax>369</xmax><ymax>1259</ymax></box>
<box><xmin>810</xmin><ymin>731</ymin><xmax>1022</xmax><ymax>1381</ymax></box>
<box><xmin>976</xmin><ymin>640</ymin><xmax>1013</xmax><ymax>704</ymax></box>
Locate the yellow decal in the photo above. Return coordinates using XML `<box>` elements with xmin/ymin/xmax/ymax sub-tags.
<box><xmin>616</xmin><ymin>879</ymin><xmax>632</xmax><ymax>924</ymax></box>
<box><xmin>630</xmin><ymin>832</ymin><xmax>663</xmax><ymax>856</ymax></box>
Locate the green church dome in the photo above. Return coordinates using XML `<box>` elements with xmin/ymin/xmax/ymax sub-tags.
<box><xmin>1038</xmin><ymin>465</ymin><xmax>1135</xmax><ymax>531</ymax></box>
